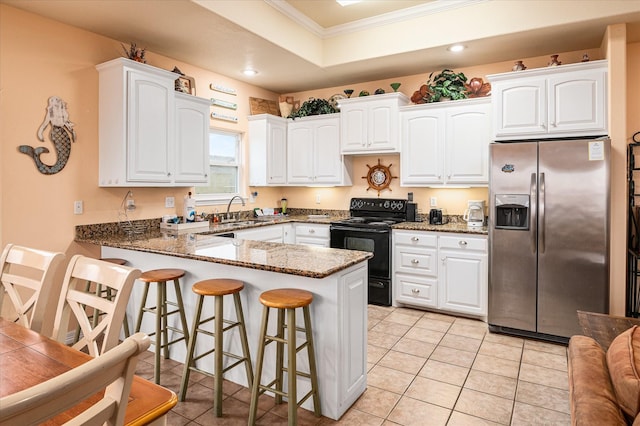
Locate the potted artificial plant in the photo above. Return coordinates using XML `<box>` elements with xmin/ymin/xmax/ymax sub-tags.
<box><xmin>426</xmin><ymin>69</ymin><xmax>468</xmax><ymax>102</ymax></box>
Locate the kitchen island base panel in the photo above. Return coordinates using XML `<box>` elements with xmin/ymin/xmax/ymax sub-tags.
<box><xmin>102</xmin><ymin>247</ymin><xmax>367</xmax><ymax>421</ymax></box>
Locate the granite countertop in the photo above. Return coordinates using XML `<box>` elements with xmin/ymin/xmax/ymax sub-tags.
<box><xmin>391</xmin><ymin>221</ymin><xmax>488</xmax><ymax>235</ymax></box>
<box><xmin>76</xmin><ymin>221</ymin><xmax>371</xmax><ymax>279</ymax></box>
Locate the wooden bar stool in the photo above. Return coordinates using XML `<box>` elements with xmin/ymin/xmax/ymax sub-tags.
<box><xmin>134</xmin><ymin>268</ymin><xmax>190</xmax><ymax>384</ymax></box>
<box><xmin>73</xmin><ymin>258</ymin><xmax>130</xmax><ymax>344</ymax></box>
<box><xmin>178</xmin><ymin>279</ymin><xmax>253</xmax><ymax>417</ymax></box>
<box><xmin>248</xmin><ymin>288</ymin><xmax>321</xmax><ymax>425</ymax></box>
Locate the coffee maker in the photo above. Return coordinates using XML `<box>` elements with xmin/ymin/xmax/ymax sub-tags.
<box><xmin>464</xmin><ymin>200</ymin><xmax>485</xmax><ymax>228</ymax></box>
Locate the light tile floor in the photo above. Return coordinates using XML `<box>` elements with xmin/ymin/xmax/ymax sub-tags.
<box><xmin>135</xmin><ymin>305</ymin><xmax>570</xmax><ymax>425</ymax></box>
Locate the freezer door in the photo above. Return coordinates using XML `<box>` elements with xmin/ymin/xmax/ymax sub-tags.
<box><xmin>537</xmin><ymin>139</ymin><xmax>610</xmax><ymax>338</ymax></box>
<box><xmin>489</xmin><ymin>142</ymin><xmax>538</xmax><ymax>332</ymax></box>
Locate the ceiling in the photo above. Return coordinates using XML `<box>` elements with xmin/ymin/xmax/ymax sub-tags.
<box><xmin>3</xmin><ymin>0</ymin><xmax>640</xmax><ymax>94</ymax></box>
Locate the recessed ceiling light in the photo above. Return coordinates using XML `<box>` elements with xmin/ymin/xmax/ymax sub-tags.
<box><xmin>336</xmin><ymin>0</ymin><xmax>362</xmax><ymax>6</ymax></box>
<box><xmin>448</xmin><ymin>44</ymin><xmax>466</xmax><ymax>53</ymax></box>
<box><xmin>243</xmin><ymin>69</ymin><xmax>258</xmax><ymax>76</ymax></box>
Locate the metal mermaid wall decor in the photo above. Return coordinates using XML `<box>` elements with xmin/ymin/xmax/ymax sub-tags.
<box><xmin>19</xmin><ymin>96</ymin><xmax>76</xmax><ymax>174</ymax></box>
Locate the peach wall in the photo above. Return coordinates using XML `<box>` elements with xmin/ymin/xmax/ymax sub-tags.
<box><xmin>0</xmin><ymin>5</ymin><xmax>282</xmax><ymax>259</ymax></box>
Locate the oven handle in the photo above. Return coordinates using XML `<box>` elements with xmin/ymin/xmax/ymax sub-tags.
<box><xmin>329</xmin><ymin>225</ymin><xmax>390</xmax><ymax>234</ymax></box>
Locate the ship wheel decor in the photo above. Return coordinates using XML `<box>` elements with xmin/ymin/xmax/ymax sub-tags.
<box><xmin>363</xmin><ymin>159</ymin><xmax>397</xmax><ymax>196</ymax></box>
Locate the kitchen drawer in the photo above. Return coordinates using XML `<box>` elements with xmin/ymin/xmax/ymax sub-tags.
<box><xmin>394</xmin><ymin>246</ymin><xmax>437</xmax><ymax>276</ymax></box>
<box><xmin>393</xmin><ymin>230</ymin><xmax>437</xmax><ymax>248</ymax></box>
<box><xmin>295</xmin><ymin>224</ymin><xmax>330</xmax><ymax>238</ymax></box>
<box><xmin>395</xmin><ymin>273</ymin><xmax>437</xmax><ymax>308</ymax></box>
<box><xmin>438</xmin><ymin>235</ymin><xmax>487</xmax><ymax>252</ymax></box>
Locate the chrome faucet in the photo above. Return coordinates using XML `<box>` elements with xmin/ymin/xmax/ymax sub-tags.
<box><xmin>226</xmin><ymin>195</ymin><xmax>245</xmax><ymax>221</ymax></box>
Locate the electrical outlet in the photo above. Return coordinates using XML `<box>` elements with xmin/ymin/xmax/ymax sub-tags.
<box><xmin>165</xmin><ymin>196</ymin><xmax>175</xmax><ymax>208</ymax></box>
<box><xmin>74</xmin><ymin>200</ymin><xmax>83</xmax><ymax>215</ymax></box>
<box><xmin>126</xmin><ymin>199</ymin><xmax>136</xmax><ymax>210</ymax></box>
<box><xmin>430</xmin><ymin>197</ymin><xmax>437</xmax><ymax>207</ymax></box>
<box><xmin>315</xmin><ymin>193</ymin><xmax>321</xmax><ymax>204</ymax></box>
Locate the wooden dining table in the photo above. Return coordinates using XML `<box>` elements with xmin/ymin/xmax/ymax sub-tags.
<box><xmin>0</xmin><ymin>317</ymin><xmax>177</xmax><ymax>425</ymax></box>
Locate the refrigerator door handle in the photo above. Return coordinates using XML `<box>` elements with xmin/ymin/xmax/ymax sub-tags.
<box><xmin>530</xmin><ymin>173</ymin><xmax>537</xmax><ymax>254</ymax></box>
<box><xmin>539</xmin><ymin>172</ymin><xmax>545</xmax><ymax>254</ymax></box>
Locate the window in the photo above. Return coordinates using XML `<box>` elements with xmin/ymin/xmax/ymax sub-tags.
<box><xmin>195</xmin><ymin>129</ymin><xmax>242</xmax><ymax>203</ymax></box>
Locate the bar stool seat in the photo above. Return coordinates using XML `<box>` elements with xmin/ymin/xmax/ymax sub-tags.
<box><xmin>135</xmin><ymin>268</ymin><xmax>190</xmax><ymax>384</ymax></box>
<box><xmin>249</xmin><ymin>288</ymin><xmax>321</xmax><ymax>425</ymax></box>
<box><xmin>178</xmin><ymin>278</ymin><xmax>253</xmax><ymax>417</ymax></box>
<box><xmin>73</xmin><ymin>257</ymin><xmax>130</xmax><ymax>344</ymax></box>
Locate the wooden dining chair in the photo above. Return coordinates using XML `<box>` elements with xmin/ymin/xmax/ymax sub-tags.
<box><xmin>0</xmin><ymin>243</ymin><xmax>65</xmax><ymax>336</ymax></box>
<box><xmin>0</xmin><ymin>332</ymin><xmax>151</xmax><ymax>426</ymax></box>
<box><xmin>52</xmin><ymin>255</ymin><xmax>141</xmax><ymax>356</ymax></box>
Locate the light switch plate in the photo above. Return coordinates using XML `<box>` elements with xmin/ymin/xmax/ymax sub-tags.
<box><xmin>74</xmin><ymin>200</ymin><xmax>83</xmax><ymax>215</ymax></box>
<box><xmin>430</xmin><ymin>197</ymin><xmax>437</xmax><ymax>207</ymax></box>
<box><xmin>165</xmin><ymin>196</ymin><xmax>175</xmax><ymax>208</ymax></box>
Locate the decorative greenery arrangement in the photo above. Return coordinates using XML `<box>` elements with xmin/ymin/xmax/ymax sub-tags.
<box><xmin>288</xmin><ymin>98</ymin><xmax>336</xmax><ymax>119</ymax></box>
<box><xmin>122</xmin><ymin>42</ymin><xmax>146</xmax><ymax>63</ymax></box>
<box><xmin>427</xmin><ymin>69</ymin><xmax>468</xmax><ymax>102</ymax></box>
<box><xmin>411</xmin><ymin>69</ymin><xmax>469</xmax><ymax>103</ymax></box>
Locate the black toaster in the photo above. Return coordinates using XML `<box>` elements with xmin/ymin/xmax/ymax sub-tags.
<box><xmin>429</xmin><ymin>208</ymin><xmax>444</xmax><ymax>225</ymax></box>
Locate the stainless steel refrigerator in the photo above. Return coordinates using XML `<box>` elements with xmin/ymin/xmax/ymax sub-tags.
<box><xmin>488</xmin><ymin>138</ymin><xmax>610</xmax><ymax>341</ymax></box>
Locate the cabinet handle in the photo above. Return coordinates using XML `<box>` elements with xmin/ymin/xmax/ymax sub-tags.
<box><xmin>459</xmin><ymin>240</ymin><xmax>468</xmax><ymax>246</ymax></box>
<box><xmin>411</xmin><ymin>288</ymin><xmax>420</xmax><ymax>294</ymax></box>
<box><xmin>438</xmin><ymin>175</ymin><xmax>442</xmax><ymax>179</ymax></box>
<box><xmin>411</xmin><ymin>259</ymin><xmax>419</xmax><ymax>264</ymax></box>
<box><xmin>167</xmin><ymin>172</ymin><xmax>171</xmax><ymax>176</ymax></box>
<box><xmin>550</xmin><ymin>121</ymin><xmax>556</xmax><ymax>127</ymax></box>
<box><xmin>204</xmin><ymin>174</ymin><xmax>208</xmax><ymax>178</ymax></box>
<box><xmin>541</xmin><ymin>123</ymin><xmax>546</xmax><ymax>129</ymax></box>
<box><xmin>309</xmin><ymin>229</ymin><xmax>315</xmax><ymax>234</ymax></box>
<box><xmin>411</xmin><ymin>237</ymin><xmax>419</xmax><ymax>242</ymax></box>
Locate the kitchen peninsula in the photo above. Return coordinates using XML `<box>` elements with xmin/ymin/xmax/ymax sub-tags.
<box><xmin>76</xmin><ymin>226</ymin><xmax>371</xmax><ymax>420</ymax></box>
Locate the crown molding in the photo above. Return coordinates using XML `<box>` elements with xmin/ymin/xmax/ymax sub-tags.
<box><xmin>265</xmin><ymin>0</ymin><xmax>489</xmax><ymax>38</ymax></box>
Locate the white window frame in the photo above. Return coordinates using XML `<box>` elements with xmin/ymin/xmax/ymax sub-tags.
<box><xmin>195</xmin><ymin>128</ymin><xmax>244</xmax><ymax>206</ymax></box>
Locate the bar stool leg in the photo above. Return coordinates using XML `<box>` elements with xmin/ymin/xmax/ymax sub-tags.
<box><xmin>233</xmin><ymin>292</ymin><xmax>253</xmax><ymax>387</ymax></box>
<box><xmin>275</xmin><ymin>308</ymin><xmax>285</xmax><ymax>405</ymax></box>
<box><xmin>179</xmin><ymin>294</ymin><xmax>204</xmax><ymax>401</ymax></box>
<box><xmin>287</xmin><ymin>308</ymin><xmax>297</xmax><ymax>426</ymax></box>
<box><xmin>135</xmin><ymin>282</ymin><xmax>150</xmax><ymax>333</ymax></box>
<box><xmin>303</xmin><ymin>306</ymin><xmax>321</xmax><ymax>416</ymax></box>
<box><xmin>214</xmin><ymin>294</ymin><xmax>224</xmax><ymax>417</ymax></box>
<box><xmin>172</xmin><ymin>278</ymin><xmax>190</xmax><ymax>348</ymax></box>
<box><xmin>155</xmin><ymin>281</ymin><xmax>163</xmax><ymax>383</ymax></box>
<box><xmin>249</xmin><ymin>306</ymin><xmax>270</xmax><ymax>425</ymax></box>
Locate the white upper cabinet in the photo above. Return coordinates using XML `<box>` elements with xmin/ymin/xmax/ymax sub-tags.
<box><xmin>248</xmin><ymin>114</ymin><xmax>288</xmax><ymax>186</ymax></box>
<box><xmin>287</xmin><ymin>114</ymin><xmax>352</xmax><ymax>186</ymax></box>
<box><xmin>97</xmin><ymin>58</ymin><xmax>210</xmax><ymax>187</ymax></box>
<box><xmin>489</xmin><ymin>60</ymin><xmax>607</xmax><ymax>140</ymax></box>
<box><xmin>174</xmin><ymin>93</ymin><xmax>211</xmax><ymax>184</ymax></box>
<box><xmin>400</xmin><ymin>98</ymin><xmax>491</xmax><ymax>186</ymax></box>
<box><xmin>339</xmin><ymin>93</ymin><xmax>410</xmax><ymax>154</ymax></box>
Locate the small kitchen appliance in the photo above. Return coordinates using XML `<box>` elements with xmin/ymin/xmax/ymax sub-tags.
<box><xmin>463</xmin><ymin>200</ymin><xmax>485</xmax><ymax>228</ymax></box>
<box><xmin>429</xmin><ymin>209</ymin><xmax>444</xmax><ymax>225</ymax></box>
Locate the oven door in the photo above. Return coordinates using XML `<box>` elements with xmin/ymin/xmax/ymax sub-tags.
<box><xmin>329</xmin><ymin>225</ymin><xmax>390</xmax><ymax>279</ymax></box>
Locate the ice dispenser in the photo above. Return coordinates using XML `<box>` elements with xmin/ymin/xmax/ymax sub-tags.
<box><xmin>495</xmin><ymin>194</ymin><xmax>529</xmax><ymax>229</ymax></box>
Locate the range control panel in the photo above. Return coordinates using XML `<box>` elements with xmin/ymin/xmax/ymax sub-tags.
<box><xmin>350</xmin><ymin>198</ymin><xmax>407</xmax><ymax>212</ymax></box>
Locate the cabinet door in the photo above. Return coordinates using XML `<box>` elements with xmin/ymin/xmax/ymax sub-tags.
<box><xmin>235</xmin><ymin>225</ymin><xmax>283</xmax><ymax>243</ymax></box>
<box><xmin>267</xmin><ymin>121</ymin><xmax>287</xmax><ymax>184</ymax></box>
<box><xmin>174</xmin><ymin>95</ymin><xmax>210</xmax><ymax>184</ymax></box>
<box><xmin>493</xmin><ymin>78</ymin><xmax>546</xmax><ymax>138</ymax></box>
<box><xmin>368</xmin><ymin>101</ymin><xmax>397</xmax><ymax>151</ymax></box>
<box><xmin>439</xmin><ymin>251</ymin><xmax>487</xmax><ymax>316</ymax></box>
<box><xmin>287</xmin><ymin>124</ymin><xmax>314</xmax><ymax>184</ymax></box>
<box><xmin>127</xmin><ymin>70</ymin><xmax>174</xmax><ymax>182</ymax></box>
<box><xmin>445</xmin><ymin>102</ymin><xmax>491</xmax><ymax>184</ymax></box>
<box><xmin>341</xmin><ymin>105</ymin><xmax>367</xmax><ymax>152</ymax></box>
<box><xmin>313</xmin><ymin>119</ymin><xmax>342</xmax><ymax>184</ymax></box>
<box><xmin>548</xmin><ymin>69</ymin><xmax>607</xmax><ymax>135</ymax></box>
<box><xmin>400</xmin><ymin>108</ymin><xmax>444</xmax><ymax>185</ymax></box>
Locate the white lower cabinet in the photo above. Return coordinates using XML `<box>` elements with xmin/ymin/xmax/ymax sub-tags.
<box><xmin>393</xmin><ymin>230</ymin><xmax>487</xmax><ymax>317</ymax></box>
<box><xmin>234</xmin><ymin>225</ymin><xmax>284</xmax><ymax>243</ymax></box>
<box><xmin>294</xmin><ymin>223</ymin><xmax>330</xmax><ymax>247</ymax></box>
